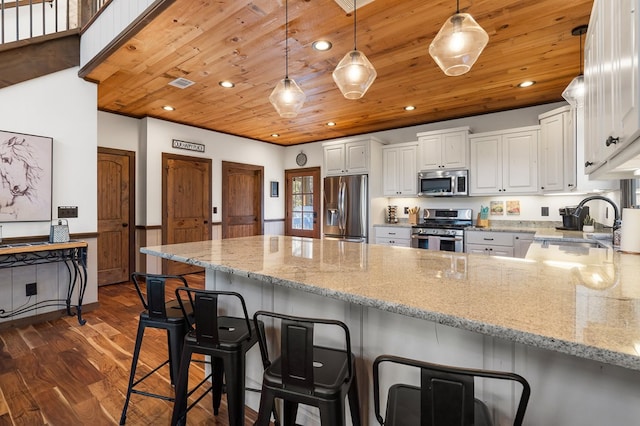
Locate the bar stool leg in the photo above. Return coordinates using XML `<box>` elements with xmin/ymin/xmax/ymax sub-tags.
<box><xmin>347</xmin><ymin>374</ymin><xmax>362</xmax><ymax>426</ymax></box>
<box><xmin>166</xmin><ymin>323</ymin><xmax>185</xmax><ymax>385</ymax></box>
<box><xmin>283</xmin><ymin>400</ymin><xmax>299</xmax><ymax>425</ymax></box>
<box><xmin>119</xmin><ymin>321</ymin><xmax>146</xmax><ymax>425</ymax></box>
<box><xmin>212</xmin><ymin>358</ymin><xmax>224</xmax><ymax>415</ymax></box>
<box><xmin>171</xmin><ymin>346</ymin><xmax>194</xmax><ymax>426</ymax></box>
<box><xmin>224</xmin><ymin>352</ymin><xmax>247</xmax><ymax>426</ymax></box>
<box><xmin>254</xmin><ymin>388</ymin><xmax>276</xmax><ymax>426</ymax></box>
<box><xmin>318</xmin><ymin>399</ymin><xmax>346</xmax><ymax>426</ymax></box>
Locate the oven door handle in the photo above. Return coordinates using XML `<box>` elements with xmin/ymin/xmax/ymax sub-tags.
<box><xmin>411</xmin><ymin>235</ymin><xmax>462</xmax><ymax>241</ymax></box>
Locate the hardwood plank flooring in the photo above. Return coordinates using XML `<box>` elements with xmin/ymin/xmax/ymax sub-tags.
<box><xmin>0</xmin><ymin>273</ymin><xmax>260</xmax><ymax>425</ymax></box>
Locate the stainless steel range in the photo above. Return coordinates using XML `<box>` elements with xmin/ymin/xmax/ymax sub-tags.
<box><xmin>411</xmin><ymin>208</ymin><xmax>473</xmax><ymax>252</ymax></box>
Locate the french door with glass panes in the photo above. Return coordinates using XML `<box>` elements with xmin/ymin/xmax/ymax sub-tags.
<box><xmin>285</xmin><ymin>167</ymin><xmax>321</xmax><ymax>238</ymax></box>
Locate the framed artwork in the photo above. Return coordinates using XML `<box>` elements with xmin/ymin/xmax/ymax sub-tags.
<box><xmin>490</xmin><ymin>201</ymin><xmax>504</xmax><ymax>216</ymax></box>
<box><xmin>0</xmin><ymin>130</ymin><xmax>52</xmax><ymax>222</ymax></box>
<box><xmin>270</xmin><ymin>181</ymin><xmax>279</xmax><ymax>198</ymax></box>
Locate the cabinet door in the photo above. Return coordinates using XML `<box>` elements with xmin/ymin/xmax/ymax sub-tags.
<box><xmin>441</xmin><ymin>131</ymin><xmax>468</xmax><ymax>169</ymax></box>
<box><xmin>490</xmin><ymin>247</ymin><xmax>514</xmax><ymax>257</ymax></box>
<box><xmin>345</xmin><ymin>141</ymin><xmax>368</xmax><ymax>173</ymax></box>
<box><xmin>324</xmin><ymin>144</ymin><xmax>345</xmax><ymax>175</ymax></box>
<box><xmin>584</xmin><ymin>16</ymin><xmax>603</xmax><ymax>173</ymax></box>
<box><xmin>617</xmin><ymin>0</ymin><xmax>640</xmax><ymax>148</ymax></box>
<box><xmin>539</xmin><ymin>112</ymin><xmax>566</xmax><ymax>192</ymax></box>
<box><xmin>502</xmin><ymin>130</ymin><xmax>538</xmax><ymax>194</ymax></box>
<box><xmin>513</xmin><ymin>233</ymin><xmax>534</xmax><ymax>258</ymax></box>
<box><xmin>465</xmin><ymin>243</ymin><xmax>489</xmax><ymax>255</ymax></box>
<box><xmin>469</xmin><ymin>135</ymin><xmax>502</xmax><ymax>195</ymax></box>
<box><xmin>398</xmin><ymin>145</ymin><xmax>417</xmax><ymax>195</ymax></box>
<box><xmin>382</xmin><ymin>148</ymin><xmax>400</xmax><ymax>196</ymax></box>
<box><xmin>418</xmin><ymin>135</ymin><xmax>443</xmax><ymax>170</ymax></box>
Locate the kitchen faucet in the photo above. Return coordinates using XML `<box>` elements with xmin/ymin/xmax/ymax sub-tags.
<box><xmin>572</xmin><ymin>195</ymin><xmax>621</xmax><ymax>235</ymax></box>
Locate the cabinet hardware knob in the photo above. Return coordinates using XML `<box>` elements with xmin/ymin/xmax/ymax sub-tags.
<box><xmin>605</xmin><ymin>136</ymin><xmax>619</xmax><ymax>146</ymax></box>
<box><xmin>541</xmin><ymin>186</ymin><xmax>545</xmax><ymax>190</ymax></box>
<box><xmin>585</xmin><ymin>161</ymin><xmax>594</xmax><ymax>167</ymax></box>
<box><xmin>568</xmin><ymin>183</ymin><xmax>574</xmax><ymax>187</ymax></box>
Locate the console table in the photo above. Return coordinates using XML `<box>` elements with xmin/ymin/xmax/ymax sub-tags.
<box><xmin>0</xmin><ymin>241</ymin><xmax>88</xmax><ymax>325</ymax></box>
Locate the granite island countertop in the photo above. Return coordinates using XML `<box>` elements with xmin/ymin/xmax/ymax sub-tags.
<box><xmin>142</xmin><ymin>235</ymin><xmax>640</xmax><ymax>370</ymax></box>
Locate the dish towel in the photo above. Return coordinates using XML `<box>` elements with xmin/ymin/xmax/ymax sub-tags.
<box><xmin>428</xmin><ymin>236</ymin><xmax>440</xmax><ymax>251</ymax></box>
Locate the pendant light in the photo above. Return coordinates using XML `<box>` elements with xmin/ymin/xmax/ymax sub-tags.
<box><xmin>429</xmin><ymin>0</ymin><xmax>489</xmax><ymax>77</ymax></box>
<box><xmin>562</xmin><ymin>25</ymin><xmax>588</xmax><ymax>107</ymax></box>
<box><xmin>332</xmin><ymin>0</ymin><xmax>377</xmax><ymax>99</ymax></box>
<box><xmin>269</xmin><ymin>0</ymin><xmax>306</xmax><ymax>118</ymax></box>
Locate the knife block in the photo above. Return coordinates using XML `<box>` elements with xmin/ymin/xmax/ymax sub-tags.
<box><xmin>476</xmin><ymin>213</ymin><xmax>489</xmax><ymax>228</ymax></box>
<box><xmin>408</xmin><ymin>212</ymin><xmax>418</xmax><ymax>225</ymax></box>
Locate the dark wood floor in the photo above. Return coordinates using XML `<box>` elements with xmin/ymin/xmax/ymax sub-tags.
<box><xmin>0</xmin><ymin>273</ymin><xmax>259</xmax><ymax>425</ymax></box>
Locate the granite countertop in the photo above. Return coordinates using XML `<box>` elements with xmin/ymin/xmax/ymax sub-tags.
<box><xmin>142</xmin><ymin>235</ymin><xmax>640</xmax><ymax>370</ymax></box>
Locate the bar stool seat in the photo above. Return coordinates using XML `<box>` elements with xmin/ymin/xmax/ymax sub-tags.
<box><xmin>119</xmin><ymin>273</ymin><xmax>192</xmax><ymax>425</ymax></box>
<box><xmin>253</xmin><ymin>310</ymin><xmax>361</xmax><ymax>426</ymax></box>
<box><xmin>171</xmin><ymin>287</ymin><xmax>259</xmax><ymax>426</ymax></box>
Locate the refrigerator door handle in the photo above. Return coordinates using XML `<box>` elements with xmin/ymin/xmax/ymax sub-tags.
<box><xmin>338</xmin><ymin>179</ymin><xmax>346</xmax><ymax>234</ymax></box>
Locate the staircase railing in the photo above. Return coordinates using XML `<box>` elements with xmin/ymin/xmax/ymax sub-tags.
<box><xmin>0</xmin><ymin>0</ymin><xmax>108</xmax><ymax>44</ymax></box>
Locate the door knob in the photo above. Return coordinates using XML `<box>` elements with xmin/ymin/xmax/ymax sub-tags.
<box><xmin>122</xmin><ymin>223</ymin><xmax>128</xmax><ymax>227</ymax></box>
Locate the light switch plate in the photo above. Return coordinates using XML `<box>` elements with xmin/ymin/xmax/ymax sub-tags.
<box><xmin>58</xmin><ymin>206</ymin><xmax>78</xmax><ymax>218</ymax></box>
<box><xmin>541</xmin><ymin>206</ymin><xmax>549</xmax><ymax>217</ymax></box>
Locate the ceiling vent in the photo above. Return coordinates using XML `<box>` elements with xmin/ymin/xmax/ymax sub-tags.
<box><xmin>333</xmin><ymin>0</ymin><xmax>374</xmax><ymax>13</ymax></box>
<box><xmin>168</xmin><ymin>77</ymin><xmax>195</xmax><ymax>89</ymax></box>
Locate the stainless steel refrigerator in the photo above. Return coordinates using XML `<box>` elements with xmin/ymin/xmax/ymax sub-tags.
<box><xmin>323</xmin><ymin>175</ymin><xmax>368</xmax><ymax>242</ymax></box>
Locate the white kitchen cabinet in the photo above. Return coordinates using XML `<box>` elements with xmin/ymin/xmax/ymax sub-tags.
<box><xmin>538</xmin><ymin>106</ymin><xmax>576</xmax><ymax>193</ymax></box>
<box><xmin>374</xmin><ymin>226</ymin><xmax>411</xmax><ymax>247</ymax></box>
<box><xmin>416</xmin><ymin>127</ymin><xmax>470</xmax><ymax>171</ymax></box>
<box><xmin>513</xmin><ymin>232</ymin><xmax>534</xmax><ymax>258</ymax></box>
<box><xmin>469</xmin><ymin>127</ymin><xmax>539</xmax><ymax>195</ymax></box>
<box><xmin>465</xmin><ymin>230</ymin><xmax>532</xmax><ymax>258</ymax></box>
<box><xmin>382</xmin><ymin>143</ymin><xmax>418</xmax><ymax>196</ymax></box>
<box><xmin>324</xmin><ymin>138</ymin><xmax>375</xmax><ymax>175</ymax></box>
<box><xmin>584</xmin><ymin>0</ymin><xmax>640</xmax><ymax>177</ymax></box>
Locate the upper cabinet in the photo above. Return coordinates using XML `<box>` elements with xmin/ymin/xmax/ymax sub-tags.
<box><xmin>417</xmin><ymin>127</ymin><xmax>470</xmax><ymax>171</ymax></box>
<box><xmin>382</xmin><ymin>142</ymin><xmax>418</xmax><ymax>196</ymax></box>
<box><xmin>324</xmin><ymin>139</ymin><xmax>369</xmax><ymax>175</ymax></box>
<box><xmin>469</xmin><ymin>126</ymin><xmax>539</xmax><ymax>195</ymax></box>
<box><xmin>538</xmin><ymin>106</ymin><xmax>576</xmax><ymax>193</ymax></box>
<box><xmin>584</xmin><ymin>0</ymin><xmax>640</xmax><ymax>178</ymax></box>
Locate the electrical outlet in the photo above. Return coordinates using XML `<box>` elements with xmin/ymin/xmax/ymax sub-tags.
<box><xmin>404</xmin><ymin>207</ymin><xmax>409</xmax><ymax>214</ymax></box>
<box><xmin>58</xmin><ymin>206</ymin><xmax>78</xmax><ymax>218</ymax></box>
<box><xmin>541</xmin><ymin>206</ymin><xmax>549</xmax><ymax>216</ymax></box>
<box><xmin>26</xmin><ymin>283</ymin><xmax>37</xmax><ymax>297</ymax></box>
<box><xmin>213</xmin><ymin>206</ymin><xmax>218</xmax><ymax>214</ymax></box>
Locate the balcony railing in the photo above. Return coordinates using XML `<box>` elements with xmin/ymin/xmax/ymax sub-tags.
<box><xmin>0</xmin><ymin>0</ymin><xmax>108</xmax><ymax>44</ymax></box>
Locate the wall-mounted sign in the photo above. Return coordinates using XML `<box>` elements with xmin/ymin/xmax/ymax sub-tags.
<box><xmin>172</xmin><ymin>139</ymin><xmax>205</xmax><ymax>153</ymax></box>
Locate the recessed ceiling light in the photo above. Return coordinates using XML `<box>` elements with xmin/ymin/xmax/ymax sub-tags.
<box><xmin>219</xmin><ymin>80</ymin><xmax>235</xmax><ymax>88</ymax></box>
<box><xmin>312</xmin><ymin>40</ymin><xmax>332</xmax><ymax>51</ymax></box>
<box><xmin>326</xmin><ymin>121</ymin><xmax>336</xmax><ymax>127</ymax></box>
<box><xmin>518</xmin><ymin>80</ymin><xmax>536</xmax><ymax>88</ymax></box>
<box><xmin>162</xmin><ymin>105</ymin><xmax>175</xmax><ymax>111</ymax></box>
<box><xmin>271</xmin><ymin>133</ymin><xmax>280</xmax><ymax>138</ymax></box>
<box><xmin>404</xmin><ymin>105</ymin><xmax>416</xmax><ymax>111</ymax></box>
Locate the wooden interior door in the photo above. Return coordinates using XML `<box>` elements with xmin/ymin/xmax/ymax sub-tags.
<box><xmin>97</xmin><ymin>148</ymin><xmax>134</xmax><ymax>285</ymax></box>
<box><xmin>162</xmin><ymin>153</ymin><xmax>212</xmax><ymax>275</ymax></box>
<box><xmin>285</xmin><ymin>167</ymin><xmax>321</xmax><ymax>239</ymax></box>
<box><xmin>222</xmin><ymin>161</ymin><xmax>263</xmax><ymax>239</ymax></box>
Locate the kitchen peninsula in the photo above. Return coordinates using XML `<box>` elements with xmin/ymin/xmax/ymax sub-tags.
<box><xmin>142</xmin><ymin>236</ymin><xmax>640</xmax><ymax>425</ymax></box>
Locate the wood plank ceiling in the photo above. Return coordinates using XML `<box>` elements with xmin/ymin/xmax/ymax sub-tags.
<box><xmin>81</xmin><ymin>0</ymin><xmax>594</xmax><ymax>146</ymax></box>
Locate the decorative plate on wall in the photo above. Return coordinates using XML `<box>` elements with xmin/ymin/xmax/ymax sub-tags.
<box><xmin>296</xmin><ymin>152</ymin><xmax>307</xmax><ymax>167</ymax></box>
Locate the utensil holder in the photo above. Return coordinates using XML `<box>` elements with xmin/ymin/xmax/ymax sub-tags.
<box><xmin>408</xmin><ymin>212</ymin><xmax>418</xmax><ymax>225</ymax></box>
<box><xmin>476</xmin><ymin>213</ymin><xmax>489</xmax><ymax>228</ymax></box>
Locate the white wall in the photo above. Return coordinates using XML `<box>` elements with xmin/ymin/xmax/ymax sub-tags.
<box><xmin>0</xmin><ymin>67</ymin><xmax>97</xmax><ymax>237</ymax></box>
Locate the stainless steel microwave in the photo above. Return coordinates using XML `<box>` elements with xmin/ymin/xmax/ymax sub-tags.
<box><xmin>418</xmin><ymin>169</ymin><xmax>468</xmax><ymax>197</ymax></box>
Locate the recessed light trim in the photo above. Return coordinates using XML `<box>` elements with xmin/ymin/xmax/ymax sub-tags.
<box><xmin>219</xmin><ymin>80</ymin><xmax>235</xmax><ymax>88</ymax></box>
<box><xmin>326</xmin><ymin>121</ymin><xmax>337</xmax><ymax>127</ymax></box>
<box><xmin>404</xmin><ymin>105</ymin><xmax>416</xmax><ymax>111</ymax></box>
<box><xmin>162</xmin><ymin>105</ymin><xmax>175</xmax><ymax>111</ymax></box>
<box><xmin>312</xmin><ymin>40</ymin><xmax>332</xmax><ymax>51</ymax></box>
<box><xmin>518</xmin><ymin>80</ymin><xmax>536</xmax><ymax>88</ymax></box>
<box><xmin>271</xmin><ymin>133</ymin><xmax>280</xmax><ymax>138</ymax></box>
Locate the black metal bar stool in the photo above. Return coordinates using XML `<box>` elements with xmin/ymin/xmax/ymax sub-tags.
<box><xmin>253</xmin><ymin>310</ymin><xmax>361</xmax><ymax>426</ymax></box>
<box><xmin>373</xmin><ymin>354</ymin><xmax>531</xmax><ymax>426</ymax></box>
<box><xmin>119</xmin><ymin>273</ymin><xmax>192</xmax><ymax>425</ymax></box>
<box><xmin>170</xmin><ymin>287</ymin><xmax>260</xmax><ymax>426</ymax></box>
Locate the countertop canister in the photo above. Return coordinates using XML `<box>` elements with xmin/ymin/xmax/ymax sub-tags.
<box><xmin>620</xmin><ymin>208</ymin><xmax>640</xmax><ymax>253</ymax></box>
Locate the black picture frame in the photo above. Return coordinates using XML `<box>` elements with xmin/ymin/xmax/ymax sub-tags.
<box><xmin>270</xmin><ymin>181</ymin><xmax>279</xmax><ymax>198</ymax></box>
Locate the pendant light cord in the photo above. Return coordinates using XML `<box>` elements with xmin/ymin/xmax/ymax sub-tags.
<box><xmin>579</xmin><ymin>31</ymin><xmax>584</xmax><ymax>75</ymax></box>
<box><xmin>285</xmin><ymin>0</ymin><xmax>289</xmax><ymax>79</ymax></box>
<box><xmin>456</xmin><ymin>0</ymin><xmax>460</xmax><ymax>14</ymax></box>
<box><xmin>353</xmin><ymin>0</ymin><xmax>357</xmax><ymax>50</ymax></box>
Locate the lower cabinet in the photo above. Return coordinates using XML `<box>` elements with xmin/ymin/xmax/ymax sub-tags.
<box><xmin>374</xmin><ymin>226</ymin><xmax>411</xmax><ymax>247</ymax></box>
<box><xmin>465</xmin><ymin>230</ymin><xmax>534</xmax><ymax>258</ymax></box>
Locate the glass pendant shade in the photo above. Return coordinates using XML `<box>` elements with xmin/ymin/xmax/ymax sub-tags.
<box><xmin>562</xmin><ymin>74</ymin><xmax>585</xmax><ymax>107</ymax></box>
<box><xmin>429</xmin><ymin>13</ymin><xmax>489</xmax><ymax>76</ymax></box>
<box><xmin>332</xmin><ymin>50</ymin><xmax>377</xmax><ymax>99</ymax></box>
<box><xmin>269</xmin><ymin>77</ymin><xmax>306</xmax><ymax>118</ymax></box>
